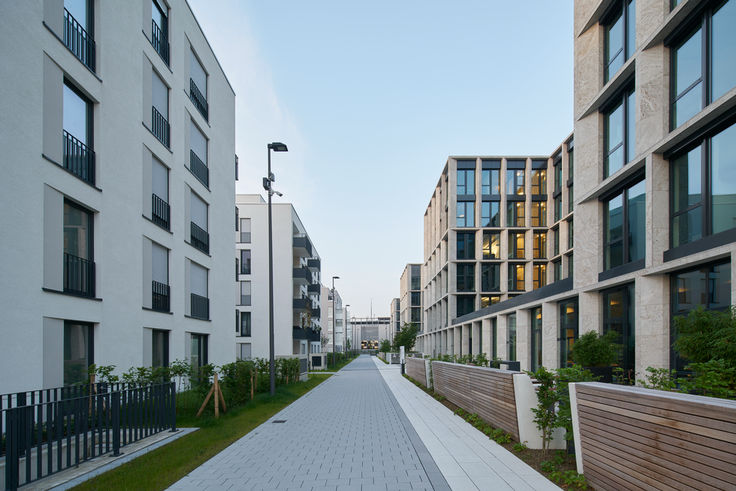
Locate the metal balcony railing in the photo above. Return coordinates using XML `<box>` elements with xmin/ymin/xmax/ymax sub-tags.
<box><xmin>63</xmin><ymin>130</ymin><xmax>95</xmax><ymax>185</ymax></box>
<box><xmin>63</xmin><ymin>252</ymin><xmax>95</xmax><ymax>297</ymax></box>
<box><xmin>190</xmin><ymin>222</ymin><xmax>209</xmax><ymax>254</ymax></box>
<box><xmin>190</xmin><ymin>293</ymin><xmax>209</xmax><ymax>320</ymax></box>
<box><xmin>189</xmin><ymin>149</ymin><xmax>209</xmax><ymax>187</ymax></box>
<box><xmin>189</xmin><ymin>78</ymin><xmax>208</xmax><ymax>121</ymax></box>
<box><xmin>239</xmin><ymin>231</ymin><xmax>251</xmax><ymax>243</ymax></box>
<box><xmin>152</xmin><ymin>280</ymin><xmax>170</xmax><ymax>312</ymax></box>
<box><xmin>151</xmin><ymin>193</ymin><xmax>170</xmax><ymax>230</ymax></box>
<box><xmin>151</xmin><ymin>106</ymin><xmax>170</xmax><ymax>147</ymax></box>
<box><xmin>63</xmin><ymin>8</ymin><xmax>95</xmax><ymax>71</ymax></box>
<box><xmin>151</xmin><ymin>19</ymin><xmax>169</xmax><ymax>64</ymax></box>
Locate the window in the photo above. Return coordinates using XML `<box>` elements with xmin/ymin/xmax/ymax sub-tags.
<box><xmin>482</xmin><ymin>232</ymin><xmax>500</xmax><ymax>259</ymax></box>
<box><xmin>491</xmin><ymin>318</ymin><xmax>498</xmax><ymax>359</ymax></box>
<box><xmin>411</xmin><ymin>292</ymin><xmax>421</xmax><ymax>306</ymax></box>
<box><xmin>670</xmin><ymin>261</ymin><xmax>730</xmax><ymax>372</ymax></box>
<box><xmin>553</xmin><ymin>259</ymin><xmax>562</xmax><ymax>281</ymax></box>
<box><xmin>237</xmin><ymin>343</ymin><xmax>252</xmax><ymax>360</ymax></box>
<box><xmin>554</xmin><ymin>160</ymin><xmax>562</xmax><ymax>192</ymax></box>
<box><xmin>456</xmin><ymin>264</ymin><xmax>475</xmax><ymax>292</ymax></box>
<box><xmin>190</xmin><ymin>122</ymin><xmax>209</xmax><ymax>187</ymax></box>
<box><xmin>64</xmin><ymin>200</ymin><xmax>94</xmax><ymax>297</ymax></box>
<box><xmin>533</xmin><ymin>232</ymin><xmax>547</xmax><ymax>259</ymax></box>
<box><xmin>568</xmin><ymin>146</ymin><xmax>574</xmax><ymax>179</ymax></box>
<box><xmin>456</xmin><ymin>201</ymin><xmax>475</xmax><ymax>227</ymax></box>
<box><xmin>239</xmin><ymin>218</ymin><xmax>251</xmax><ymax>243</ymax></box>
<box><xmin>508</xmin><ymin>263</ymin><xmax>525</xmax><ymax>292</ymax></box>
<box><xmin>671</xmin><ymin>122</ymin><xmax>736</xmax><ymax>248</ymax></box>
<box><xmin>553</xmin><ymin>227</ymin><xmax>560</xmax><ymax>256</ymax></box>
<box><xmin>239</xmin><ymin>250</ymin><xmax>251</xmax><ymax>275</ymax></box>
<box><xmin>671</xmin><ymin>1</ymin><xmax>736</xmax><ymax>129</ymax></box>
<box><xmin>531</xmin><ymin>202</ymin><xmax>547</xmax><ymax>227</ymax></box>
<box><xmin>604</xmin><ymin>87</ymin><xmax>636</xmax><ymax>177</ymax></box>
<box><xmin>509</xmin><ymin>232</ymin><xmax>525</xmax><ymax>259</ymax></box>
<box><xmin>411</xmin><ymin>267</ymin><xmax>421</xmax><ymax>290</ymax></box>
<box><xmin>533</xmin><ymin>264</ymin><xmax>547</xmax><ymax>290</ymax></box>
<box><xmin>604</xmin><ymin>178</ymin><xmax>645</xmax><ymax>270</ymax></box>
<box><xmin>559</xmin><ymin>299</ymin><xmax>578</xmax><ymax>368</ymax></box>
<box><xmin>152</xmin><ymin>158</ymin><xmax>169</xmax><ymax>229</ymax></box>
<box><xmin>507</xmin><ymin>314</ymin><xmax>517</xmax><ymax>362</ymax></box>
<box><xmin>568</xmin><ymin>219</ymin><xmax>574</xmax><ymax>251</ymax></box>
<box><xmin>63</xmin><ymin>0</ymin><xmax>95</xmax><ymax>70</ymax></box>
<box><xmin>568</xmin><ymin>253</ymin><xmax>574</xmax><ymax>278</ymax></box>
<box><xmin>63</xmin><ymin>81</ymin><xmax>95</xmax><ymax>184</ymax></box>
<box><xmin>506</xmin><ymin>169</ymin><xmax>525</xmax><ymax>195</ymax></box>
<box><xmin>64</xmin><ymin>321</ymin><xmax>93</xmax><ymax>385</ymax></box>
<box><xmin>239</xmin><ymin>311</ymin><xmax>251</xmax><ymax>336</ymax></box>
<box><xmin>152</xmin><ymin>329</ymin><xmax>169</xmax><ymax>368</ymax></box>
<box><xmin>190</xmin><ymin>49</ymin><xmax>208</xmax><ymax>120</ymax></box>
<box><xmin>481</xmin><ymin>201</ymin><xmax>500</xmax><ymax>227</ymax></box>
<box><xmin>568</xmin><ymin>184</ymin><xmax>574</xmax><ymax>214</ymax></box>
<box><xmin>411</xmin><ymin>308</ymin><xmax>421</xmax><ymax>323</ymax></box>
<box><xmin>190</xmin><ymin>333</ymin><xmax>208</xmax><ymax>369</ymax></box>
<box><xmin>531</xmin><ymin>168</ymin><xmax>547</xmax><ymax>196</ymax></box>
<box><xmin>190</xmin><ymin>262</ymin><xmax>209</xmax><ymax>320</ymax></box>
<box><xmin>481</xmin><ymin>263</ymin><xmax>500</xmax><ymax>291</ymax></box>
<box><xmin>457</xmin><ymin>168</ymin><xmax>475</xmax><ymax>195</ymax></box>
<box><xmin>456</xmin><ymin>232</ymin><xmax>475</xmax><ymax>260</ymax></box>
<box><xmin>151</xmin><ymin>242</ymin><xmax>169</xmax><ymax>312</ymax></box>
<box><xmin>151</xmin><ymin>0</ymin><xmax>169</xmax><ymax>64</ymax></box>
<box><xmin>481</xmin><ymin>296</ymin><xmax>500</xmax><ymax>308</ymax></box>
<box><xmin>240</xmin><ymin>280</ymin><xmax>251</xmax><ymax>306</ymax></box>
<box><xmin>152</xmin><ymin>71</ymin><xmax>170</xmax><ymax>146</ymax></box>
<box><xmin>482</xmin><ymin>169</ymin><xmax>500</xmax><ymax>195</ymax></box>
<box><xmin>602</xmin><ymin>284</ymin><xmax>635</xmax><ymax>381</ymax></box>
<box><xmin>554</xmin><ymin>195</ymin><xmax>562</xmax><ymax>222</ymax></box>
<box><xmin>530</xmin><ymin>307</ymin><xmax>542</xmax><ymax>372</ymax></box>
<box><xmin>456</xmin><ymin>295</ymin><xmax>475</xmax><ymax>318</ymax></box>
<box><xmin>190</xmin><ymin>192</ymin><xmax>209</xmax><ymax>254</ymax></box>
<box><xmin>604</xmin><ymin>0</ymin><xmax>636</xmax><ymax>82</ymax></box>
<box><xmin>506</xmin><ymin>201</ymin><xmax>525</xmax><ymax>227</ymax></box>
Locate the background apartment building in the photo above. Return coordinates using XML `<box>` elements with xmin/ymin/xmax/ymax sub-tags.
<box><xmin>321</xmin><ymin>284</ymin><xmax>348</xmax><ymax>352</ymax></box>
<box><xmin>399</xmin><ymin>263</ymin><xmax>423</xmax><ymax>349</ymax></box>
<box><xmin>388</xmin><ymin>298</ymin><xmax>400</xmax><ymax>345</ymax></box>
<box><xmin>0</xmin><ymin>0</ymin><xmax>237</xmax><ymax>393</ymax></box>
<box><xmin>235</xmin><ymin>195</ymin><xmax>322</xmax><ymax>360</ymax></box>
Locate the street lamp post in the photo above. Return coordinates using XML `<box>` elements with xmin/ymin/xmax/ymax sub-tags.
<box><xmin>331</xmin><ymin>275</ymin><xmax>339</xmax><ymax>365</ymax></box>
<box><xmin>264</xmin><ymin>141</ymin><xmax>288</xmax><ymax>396</ymax></box>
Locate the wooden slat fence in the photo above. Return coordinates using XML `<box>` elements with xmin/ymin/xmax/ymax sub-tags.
<box><xmin>572</xmin><ymin>382</ymin><xmax>736</xmax><ymax>491</ymax></box>
<box><xmin>405</xmin><ymin>358</ymin><xmax>427</xmax><ymax>387</ymax></box>
<box><xmin>431</xmin><ymin>361</ymin><xmax>519</xmax><ymax>440</ymax></box>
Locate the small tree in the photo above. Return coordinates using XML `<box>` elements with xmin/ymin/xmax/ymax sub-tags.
<box><xmin>673</xmin><ymin>306</ymin><xmax>736</xmax><ymax>367</ymax></box>
<box><xmin>569</xmin><ymin>331</ymin><xmax>618</xmax><ymax>367</ymax></box>
<box><xmin>392</xmin><ymin>323</ymin><xmax>419</xmax><ymax>352</ymax></box>
<box><xmin>528</xmin><ymin>366</ymin><xmax>558</xmax><ymax>453</ymax></box>
<box><xmin>379</xmin><ymin>339</ymin><xmax>392</xmax><ymax>353</ymax></box>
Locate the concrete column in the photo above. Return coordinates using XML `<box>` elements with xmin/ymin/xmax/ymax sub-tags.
<box><xmin>461</xmin><ymin>324</ymin><xmax>470</xmax><ymax>355</ymax></box>
<box><xmin>542</xmin><ymin>301</ymin><xmax>558</xmax><ymax>369</ymax></box>
<box><xmin>472</xmin><ymin>321</ymin><xmax>482</xmax><ymax>357</ymax></box>
<box><xmin>517</xmin><ymin>308</ymin><xmax>531</xmax><ymax>371</ymax></box>
<box><xmin>636</xmin><ymin>274</ymin><xmax>669</xmax><ymax>374</ymax></box>
<box><xmin>481</xmin><ymin>318</ymin><xmax>492</xmax><ymax>358</ymax></box>
<box><xmin>453</xmin><ymin>327</ymin><xmax>461</xmax><ymax>357</ymax></box>
<box><xmin>578</xmin><ymin>291</ymin><xmax>600</xmax><ymax>336</ymax></box>
<box><xmin>497</xmin><ymin>315</ymin><xmax>508</xmax><ymax>360</ymax></box>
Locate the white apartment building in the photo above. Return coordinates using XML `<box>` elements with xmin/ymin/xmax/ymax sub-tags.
<box><xmin>320</xmin><ymin>285</ymin><xmax>348</xmax><ymax>352</ymax></box>
<box><xmin>0</xmin><ymin>0</ymin><xmax>236</xmax><ymax>394</ymax></box>
<box><xmin>235</xmin><ymin>195</ymin><xmax>322</xmax><ymax>360</ymax></box>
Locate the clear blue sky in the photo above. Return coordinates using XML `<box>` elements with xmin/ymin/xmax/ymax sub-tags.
<box><xmin>189</xmin><ymin>0</ymin><xmax>574</xmax><ymax>318</ymax></box>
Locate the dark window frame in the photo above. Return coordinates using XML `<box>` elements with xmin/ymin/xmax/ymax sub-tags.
<box><xmin>603</xmin><ymin>175</ymin><xmax>646</xmax><ymax>271</ymax></box>
<box><xmin>558</xmin><ymin>298</ymin><xmax>578</xmax><ymax>368</ymax></box>
<box><xmin>456</xmin><ymin>263</ymin><xmax>476</xmax><ymax>292</ymax></box>
<box><xmin>603</xmin><ymin>0</ymin><xmax>636</xmax><ymax>83</ymax></box>
<box><xmin>603</xmin><ymin>83</ymin><xmax>636</xmax><ymax>178</ymax></box>
<box><xmin>530</xmin><ymin>307</ymin><xmax>542</xmax><ymax>371</ymax></box>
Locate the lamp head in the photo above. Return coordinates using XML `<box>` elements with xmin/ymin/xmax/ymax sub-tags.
<box><xmin>268</xmin><ymin>142</ymin><xmax>288</xmax><ymax>152</ymax></box>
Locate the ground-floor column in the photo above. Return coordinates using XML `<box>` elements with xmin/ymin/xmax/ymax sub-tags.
<box><xmin>636</xmin><ymin>274</ymin><xmax>669</xmax><ymax>374</ymax></box>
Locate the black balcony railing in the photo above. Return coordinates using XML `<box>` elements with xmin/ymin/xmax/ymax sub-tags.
<box><xmin>189</xmin><ymin>78</ymin><xmax>208</xmax><ymax>121</ymax></box>
<box><xmin>191</xmin><ymin>293</ymin><xmax>209</xmax><ymax>320</ymax></box>
<box><xmin>190</xmin><ymin>222</ymin><xmax>209</xmax><ymax>254</ymax></box>
<box><xmin>151</xmin><ymin>106</ymin><xmax>170</xmax><ymax>147</ymax></box>
<box><xmin>63</xmin><ymin>130</ymin><xmax>95</xmax><ymax>185</ymax></box>
<box><xmin>63</xmin><ymin>8</ymin><xmax>95</xmax><ymax>71</ymax></box>
<box><xmin>151</xmin><ymin>19</ymin><xmax>169</xmax><ymax>65</ymax></box>
<box><xmin>151</xmin><ymin>193</ymin><xmax>170</xmax><ymax>230</ymax></box>
<box><xmin>189</xmin><ymin>150</ymin><xmax>209</xmax><ymax>187</ymax></box>
<box><xmin>152</xmin><ymin>280</ymin><xmax>170</xmax><ymax>312</ymax></box>
<box><xmin>239</xmin><ymin>232</ymin><xmax>251</xmax><ymax>243</ymax></box>
<box><xmin>63</xmin><ymin>252</ymin><xmax>95</xmax><ymax>297</ymax></box>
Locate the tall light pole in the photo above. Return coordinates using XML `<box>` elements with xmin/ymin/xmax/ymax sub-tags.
<box><xmin>344</xmin><ymin>304</ymin><xmax>350</xmax><ymax>353</ymax></box>
<box><xmin>331</xmin><ymin>275</ymin><xmax>339</xmax><ymax>363</ymax></box>
<box><xmin>264</xmin><ymin>141</ymin><xmax>287</xmax><ymax>396</ymax></box>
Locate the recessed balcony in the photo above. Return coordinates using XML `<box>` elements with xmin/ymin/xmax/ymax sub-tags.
<box><xmin>293</xmin><ymin>235</ymin><xmax>312</xmax><ymax>257</ymax></box>
<box><xmin>307</xmin><ymin>258</ymin><xmax>320</xmax><ymax>271</ymax></box>
<box><xmin>293</xmin><ymin>297</ymin><xmax>310</xmax><ymax>311</ymax></box>
<box><xmin>293</xmin><ymin>266</ymin><xmax>312</xmax><ymax>285</ymax></box>
<box><xmin>189</xmin><ymin>78</ymin><xmax>208</xmax><ymax>121</ymax></box>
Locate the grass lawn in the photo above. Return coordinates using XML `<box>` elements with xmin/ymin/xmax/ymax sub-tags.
<box><xmin>72</xmin><ymin>374</ymin><xmax>331</xmax><ymax>491</ymax></box>
<box><xmin>325</xmin><ymin>354</ymin><xmax>359</xmax><ymax>372</ymax></box>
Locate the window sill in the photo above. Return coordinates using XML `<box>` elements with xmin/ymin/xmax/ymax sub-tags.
<box><xmin>141</xmin><ymin>214</ymin><xmax>173</xmax><ymax>234</ymax></box>
<box><xmin>42</xmin><ymin>154</ymin><xmax>102</xmax><ymax>192</ymax></box>
<box><xmin>142</xmin><ymin>306</ymin><xmax>173</xmax><ymax>314</ymax></box>
<box><xmin>577</xmin><ymin>57</ymin><xmax>635</xmax><ymax>121</ymax></box>
<box><xmin>664</xmin><ymin>228</ymin><xmax>736</xmax><ymax>263</ymax></box>
<box><xmin>185</xmin><ymin>314</ymin><xmax>211</xmax><ymax>322</ymax></box>
<box><xmin>598</xmin><ymin>259</ymin><xmax>645</xmax><ymax>282</ymax></box>
<box><xmin>42</xmin><ymin>22</ymin><xmax>102</xmax><ymax>82</ymax></box>
<box><xmin>42</xmin><ymin>287</ymin><xmax>102</xmax><ymax>301</ymax></box>
<box><xmin>142</xmin><ymin>30</ymin><xmax>173</xmax><ymax>73</ymax></box>
<box><xmin>236</xmin><ymin>334</ymin><xmax>252</xmax><ymax>338</ymax></box>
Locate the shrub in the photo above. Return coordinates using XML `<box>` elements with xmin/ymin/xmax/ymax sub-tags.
<box><xmin>475</xmin><ymin>353</ymin><xmax>489</xmax><ymax>367</ymax></box>
<box><xmin>569</xmin><ymin>331</ymin><xmax>618</xmax><ymax>367</ymax></box>
<box><xmin>673</xmin><ymin>306</ymin><xmax>736</xmax><ymax>367</ymax></box>
<box><xmin>379</xmin><ymin>339</ymin><xmax>392</xmax><ymax>353</ymax></box>
<box><xmin>679</xmin><ymin>359</ymin><xmax>736</xmax><ymax>399</ymax></box>
<box><xmin>639</xmin><ymin>366</ymin><xmax>677</xmax><ymax>391</ymax></box>
<box><xmin>527</xmin><ymin>366</ymin><xmax>558</xmax><ymax>452</ymax></box>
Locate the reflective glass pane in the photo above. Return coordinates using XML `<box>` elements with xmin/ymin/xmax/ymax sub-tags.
<box><xmin>490</xmin><ymin>201</ymin><xmax>500</xmax><ymax>226</ymax></box>
<box><xmin>606</xmin><ymin>194</ymin><xmax>623</xmax><ymax>243</ymax></box>
<box><xmin>63</xmin><ymin>202</ymin><xmax>91</xmax><ymax>259</ymax></box>
<box><xmin>674</xmin><ymin>29</ymin><xmax>702</xmax><ymax>97</ymax></box>
<box><xmin>711</xmin><ymin>123</ymin><xmax>736</xmax><ymax>235</ymax></box>
<box><xmin>626</xmin><ymin>0</ymin><xmax>636</xmax><ymax>59</ymax></box>
<box><xmin>672</xmin><ymin>206</ymin><xmax>702</xmax><ymax>247</ymax></box>
<box><xmin>606</xmin><ymin>13</ymin><xmax>624</xmax><ymax>79</ymax></box>
<box><xmin>152</xmin><ymin>71</ymin><xmax>168</xmax><ymax>117</ymax></box>
<box><xmin>190</xmin><ymin>122</ymin><xmax>207</xmax><ymax>163</ymax></box>
<box><xmin>64</xmin><ymin>323</ymin><xmax>91</xmax><ymax>385</ymax></box>
<box><xmin>190</xmin><ymin>262</ymin><xmax>208</xmax><ymax>296</ymax></box>
<box><xmin>672</xmin><ymin>146</ymin><xmax>702</xmax><ymax>213</ymax></box>
<box><xmin>627</xmin><ymin>90</ymin><xmax>636</xmax><ymax>163</ymax></box>
<box><xmin>190</xmin><ymin>50</ymin><xmax>207</xmax><ymax>94</ymax></box>
<box><xmin>63</xmin><ymin>84</ymin><xmax>88</xmax><ymax>144</ymax></box>
<box><xmin>711</xmin><ymin>0</ymin><xmax>736</xmax><ymax>101</ymax></box>
<box><xmin>627</xmin><ymin>180</ymin><xmax>646</xmax><ymax>262</ymax></box>
<box><xmin>673</xmin><ymin>83</ymin><xmax>702</xmax><ymax>128</ymax></box>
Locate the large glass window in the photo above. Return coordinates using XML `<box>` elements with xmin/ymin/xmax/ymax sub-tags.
<box><xmin>671</xmin><ymin>261</ymin><xmax>731</xmax><ymax>372</ymax></box>
<box><xmin>604</xmin><ymin>87</ymin><xmax>636</xmax><ymax>177</ymax></box>
<box><xmin>240</xmin><ymin>280</ymin><xmax>251</xmax><ymax>306</ymax></box>
<box><xmin>533</xmin><ymin>264</ymin><xmax>547</xmax><ymax>290</ymax></box>
<box><xmin>507</xmin><ymin>314</ymin><xmax>517</xmax><ymax>362</ymax></box>
<box><xmin>531</xmin><ymin>168</ymin><xmax>547</xmax><ymax>196</ymax></box>
<box><xmin>507</xmin><ymin>169</ymin><xmax>525</xmax><ymax>195</ymax></box>
<box><xmin>604</xmin><ymin>178</ymin><xmax>645</xmax><ymax>270</ymax></box>
<box><xmin>604</xmin><ymin>0</ymin><xmax>636</xmax><ymax>82</ymax></box>
<box><xmin>457</xmin><ymin>168</ymin><xmax>475</xmax><ymax>195</ymax></box>
<box><xmin>456</xmin><ymin>231</ymin><xmax>475</xmax><ymax>259</ymax></box>
<box><xmin>63</xmin><ymin>81</ymin><xmax>90</xmax><ymax>147</ymax></box>
<box><xmin>671</xmin><ymin>0</ymin><xmax>736</xmax><ymax>129</ymax></box>
<box><xmin>239</xmin><ymin>311</ymin><xmax>251</xmax><ymax>336</ymax></box>
<box><xmin>509</xmin><ymin>232</ymin><xmax>525</xmax><ymax>259</ymax></box>
<box><xmin>530</xmin><ymin>307</ymin><xmax>542</xmax><ymax>372</ymax></box>
<box><xmin>508</xmin><ymin>263</ymin><xmax>525</xmax><ymax>292</ymax></box>
<box><xmin>531</xmin><ymin>202</ymin><xmax>547</xmax><ymax>227</ymax></box>
<box><xmin>491</xmin><ymin>318</ymin><xmax>498</xmax><ymax>359</ymax></box>
<box><xmin>533</xmin><ymin>232</ymin><xmax>547</xmax><ymax>259</ymax></box>
<box><xmin>568</xmin><ymin>219</ymin><xmax>574</xmax><ymax>251</ymax></box>
<box><xmin>64</xmin><ymin>321</ymin><xmax>93</xmax><ymax>385</ymax></box>
<box><xmin>152</xmin><ymin>329</ymin><xmax>169</xmax><ymax>368</ymax></box>
<box><xmin>456</xmin><ymin>295</ymin><xmax>475</xmax><ymax>318</ymax></box>
<box><xmin>481</xmin><ymin>201</ymin><xmax>500</xmax><ymax>227</ymax></box>
<box><xmin>456</xmin><ymin>264</ymin><xmax>475</xmax><ymax>292</ymax></box>
<box><xmin>559</xmin><ymin>299</ymin><xmax>578</xmax><ymax>368</ymax></box>
<box><xmin>602</xmin><ymin>284</ymin><xmax>635</xmax><ymax>382</ymax></box>
<box><xmin>553</xmin><ymin>259</ymin><xmax>562</xmax><ymax>282</ymax></box>
<box><xmin>456</xmin><ymin>201</ymin><xmax>474</xmax><ymax>227</ymax></box>
<box><xmin>507</xmin><ymin>201</ymin><xmax>525</xmax><ymax>227</ymax></box>
<box><xmin>482</xmin><ymin>169</ymin><xmax>500</xmax><ymax>195</ymax></box>
<box><xmin>190</xmin><ymin>333</ymin><xmax>208</xmax><ymax>370</ymax></box>
<box><xmin>240</xmin><ymin>249</ymin><xmax>251</xmax><ymax>274</ymax></box>
<box><xmin>63</xmin><ymin>200</ymin><xmax>94</xmax><ymax>296</ymax></box>
<box><xmin>554</xmin><ymin>195</ymin><xmax>562</xmax><ymax>222</ymax></box>
<box><xmin>481</xmin><ymin>263</ymin><xmax>500</xmax><ymax>292</ymax></box>
<box><xmin>553</xmin><ymin>227</ymin><xmax>560</xmax><ymax>256</ymax></box>
<box><xmin>482</xmin><ymin>232</ymin><xmax>500</xmax><ymax>259</ymax></box>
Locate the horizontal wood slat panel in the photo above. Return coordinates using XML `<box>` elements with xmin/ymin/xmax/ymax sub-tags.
<box><xmin>405</xmin><ymin>358</ymin><xmax>427</xmax><ymax>387</ymax></box>
<box><xmin>574</xmin><ymin>382</ymin><xmax>736</xmax><ymax>491</ymax></box>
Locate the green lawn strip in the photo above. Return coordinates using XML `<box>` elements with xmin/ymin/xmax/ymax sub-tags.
<box><xmin>72</xmin><ymin>374</ymin><xmax>331</xmax><ymax>491</ymax></box>
<box><xmin>325</xmin><ymin>354</ymin><xmax>359</xmax><ymax>372</ymax></box>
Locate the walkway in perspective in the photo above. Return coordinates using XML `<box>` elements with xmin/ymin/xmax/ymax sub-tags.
<box><xmin>169</xmin><ymin>355</ymin><xmax>449</xmax><ymax>490</ymax></box>
<box><xmin>375</xmin><ymin>358</ymin><xmax>559</xmax><ymax>491</ymax></box>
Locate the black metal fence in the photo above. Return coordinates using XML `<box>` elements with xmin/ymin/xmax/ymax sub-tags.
<box><xmin>63</xmin><ymin>8</ymin><xmax>95</xmax><ymax>71</ymax></box>
<box><xmin>189</xmin><ymin>150</ymin><xmax>209</xmax><ymax>187</ymax></box>
<box><xmin>190</xmin><ymin>293</ymin><xmax>209</xmax><ymax>320</ymax></box>
<box><xmin>189</xmin><ymin>79</ymin><xmax>208</xmax><ymax>121</ymax></box>
<box><xmin>151</xmin><ymin>106</ymin><xmax>170</xmax><ymax>148</ymax></box>
<box><xmin>1</xmin><ymin>382</ymin><xmax>175</xmax><ymax>490</ymax></box>
<box><xmin>63</xmin><ymin>130</ymin><xmax>95</xmax><ymax>185</ymax></box>
<box><xmin>63</xmin><ymin>252</ymin><xmax>95</xmax><ymax>297</ymax></box>
<box><xmin>151</xmin><ymin>20</ymin><xmax>169</xmax><ymax>65</ymax></box>
<box><xmin>152</xmin><ymin>280</ymin><xmax>170</xmax><ymax>312</ymax></box>
<box><xmin>190</xmin><ymin>222</ymin><xmax>210</xmax><ymax>254</ymax></box>
<box><xmin>151</xmin><ymin>193</ymin><xmax>170</xmax><ymax>230</ymax></box>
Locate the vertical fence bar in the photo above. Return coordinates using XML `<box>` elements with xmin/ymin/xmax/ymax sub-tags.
<box><xmin>36</xmin><ymin>403</ymin><xmax>43</xmax><ymax>481</ymax></box>
<box><xmin>6</xmin><ymin>407</ymin><xmax>19</xmax><ymax>491</ymax></box>
<box><xmin>24</xmin><ymin>404</ymin><xmax>32</xmax><ymax>485</ymax></box>
<box><xmin>170</xmin><ymin>382</ymin><xmax>177</xmax><ymax>432</ymax></box>
<box><xmin>112</xmin><ymin>391</ymin><xmax>120</xmax><ymax>456</ymax></box>
<box><xmin>46</xmin><ymin>401</ymin><xmax>53</xmax><ymax>478</ymax></box>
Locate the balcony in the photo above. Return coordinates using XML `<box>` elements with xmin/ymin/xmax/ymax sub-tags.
<box><xmin>189</xmin><ymin>79</ymin><xmax>208</xmax><ymax>121</ymax></box>
<box><xmin>151</xmin><ymin>193</ymin><xmax>170</xmax><ymax>230</ymax></box>
<box><xmin>152</xmin><ymin>280</ymin><xmax>170</xmax><ymax>312</ymax></box>
<box><xmin>63</xmin><ymin>130</ymin><xmax>95</xmax><ymax>185</ymax></box>
<box><xmin>239</xmin><ymin>294</ymin><xmax>251</xmax><ymax>306</ymax></box>
<box><xmin>293</xmin><ymin>297</ymin><xmax>310</xmax><ymax>311</ymax></box>
<box><xmin>307</xmin><ymin>283</ymin><xmax>321</xmax><ymax>295</ymax></box>
<box><xmin>63</xmin><ymin>8</ymin><xmax>95</xmax><ymax>71</ymax></box>
<box><xmin>63</xmin><ymin>253</ymin><xmax>95</xmax><ymax>297</ymax></box>
<box><xmin>307</xmin><ymin>258</ymin><xmax>320</xmax><ymax>271</ymax></box>
<box><xmin>190</xmin><ymin>293</ymin><xmax>209</xmax><ymax>320</ymax></box>
<box><xmin>189</xmin><ymin>150</ymin><xmax>209</xmax><ymax>187</ymax></box>
<box><xmin>311</xmin><ymin>307</ymin><xmax>321</xmax><ymax>319</ymax></box>
<box><xmin>239</xmin><ymin>231</ymin><xmax>251</xmax><ymax>243</ymax></box>
<box><xmin>151</xmin><ymin>106</ymin><xmax>170</xmax><ymax>147</ymax></box>
<box><xmin>293</xmin><ymin>235</ymin><xmax>312</xmax><ymax>257</ymax></box>
<box><xmin>190</xmin><ymin>222</ymin><xmax>209</xmax><ymax>254</ymax></box>
<box><xmin>151</xmin><ymin>19</ymin><xmax>169</xmax><ymax>65</ymax></box>
<box><xmin>293</xmin><ymin>326</ymin><xmax>320</xmax><ymax>342</ymax></box>
<box><xmin>293</xmin><ymin>267</ymin><xmax>312</xmax><ymax>285</ymax></box>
